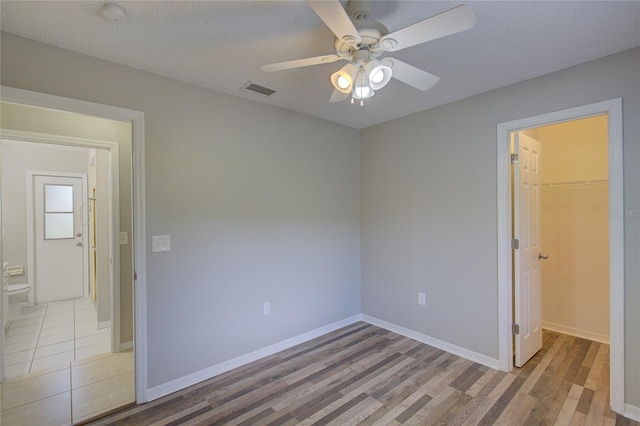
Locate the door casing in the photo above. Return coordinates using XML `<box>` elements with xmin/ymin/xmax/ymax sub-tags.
<box><xmin>497</xmin><ymin>98</ymin><xmax>624</xmax><ymax>413</ymax></box>
<box><xmin>0</xmin><ymin>84</ymin><xmax>148</xmax><ymax>403</ymax></box>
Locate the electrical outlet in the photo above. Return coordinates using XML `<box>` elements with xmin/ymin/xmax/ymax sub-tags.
<box><xmin>263</xmin><ymin>302</ymin><xmax>271</xmax><ymax>315</ymax></box>
<box><xmin>418</xmin><ymin>292</ymin><xmax>426</xmax><ymax>306</ymax></box>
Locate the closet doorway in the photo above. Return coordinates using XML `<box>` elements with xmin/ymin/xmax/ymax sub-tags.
<box><xmin>497</xmin><ymin>98</ymin><xmax>624</xmax><ymax>414</ymax></box>
<box><xmin>511</xmin><ymin>115</ymin><xmax>610</xmax><ymax>368</ymax></box>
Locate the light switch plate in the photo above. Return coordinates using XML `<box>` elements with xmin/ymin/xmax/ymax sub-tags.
<box><xmin>152</xmin><ymin>235</ymin><xmax>171</xmax><ymax>252</ymax></box>
<box><xmin>418</xmin><ymin>292</ymin><xmax>426</xmax><ymax>306</ymax></box>
<box><xmin>120</xmin><ymin>231</ymin><xmax>128</xmax><ymax>245</ymax></box>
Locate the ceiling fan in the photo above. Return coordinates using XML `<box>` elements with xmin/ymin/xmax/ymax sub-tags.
<box><xmin>260</xmin><ymin>0</ymin><xmax>475</xmax><ymax>105</ymax></box>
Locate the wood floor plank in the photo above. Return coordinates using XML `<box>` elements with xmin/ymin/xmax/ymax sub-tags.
<box><xmin>584</xmin><ymin>342</ymin><xmax>608</xmax><ymax>390</ymax></box>
<box><xmin>449</xmin><ymin>370</ymin><xmax>507</xmax><ymax>425</ymax></box>
<box><xmin>406</xmin><ymin>386</ymin><xmax>465</xmax><ymax>425</ymax></box>
<box><xmin>569</xmin><ymin>410</ymin><xmax>587</xmax><ymax>426</ymax></box>
<box><xmin>519</xmin><ymin>332</ymin><xmax>565</xmax><ymax>395</ymax></box>
<box><xmin>304</xmin><ymin>391</ymin><xmax>369</xmax><ymax>426</ymax></box>
<box><xmin>581</xmin><ymin>340</ymin><xmax>600</xmax><ymax>369</ymax></box>
<box><xmin>493</xmin><ymin>391</ymin><xmax>538</xmax><ymax>425</ymax></box>
<box><xmin>368</xmin><ymin>387</ymin><xmax>430</xmax><ymax>425</ymax></box>
<box><xmin>464</xmin><ymin>368</ymin><xmax>498</xmax><ymax>398</ymax></box>
<box><xmin>88</xmin><ymin>326</ymin><xmax>638</xmax><ymax>426</ymax></box>
<box><xmin>585</xmin><ymin>346</ymin><xmax>611</xmax><ymax>425</ymax></box>
<box><xmin>334</xmin><ymin>396</ymin><xmax>383</xmax><ymax>426</ymax></box>
<box><xmin>556</xmin><ymin>383</ymin><xmax>585</xmax><ymax>425</ymax></box>
<box><xmin>149</xmin><ymin>401</ymin><xmax>211</xmax><ymax>426</ymax></box>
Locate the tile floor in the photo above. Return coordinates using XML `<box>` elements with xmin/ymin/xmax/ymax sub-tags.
<box><xmin>1</xmin><ymin>351</ymin><xmax>135</xmax><ymax>425</ymax></box>
<box><xmin>4</xmin><ymin>298</ymin><xmax>111</xmax><ymax>377</ymax></box>
<box><xmin>1</xmin><ymin>298</ymin><xmax>135</xmax><ymax>424</ymax></box>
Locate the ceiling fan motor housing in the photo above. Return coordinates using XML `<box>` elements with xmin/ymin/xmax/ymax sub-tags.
<box><xmin>346</xmin><ymin>0</ymin><xmax>375</xmax><ymax>21</ymax></box>
<box><xmin>334</xmin><ymin>19</ymin><xmax>388</xmax><ymax>58</ymax></box>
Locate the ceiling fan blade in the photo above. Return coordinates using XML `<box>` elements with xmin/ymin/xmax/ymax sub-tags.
<box><xmin>379</xmin><ymin>5</ymin><xmax>475</xmax><ymax>52</ymax></box>
<box><xmin>307</xmin><ymin>0</ymin><xmax>361</xmax><ymax>46</ymax></box>
<box><xmin>382</xmin><ymin>58</ymin><xmax>439</xmax><ymax>91</ymax></box>
<box><xmin>330</xmin><ymin>90</ymin><xmax>349</xmax><ymax>103</ymax></box>
<box><xmin>261</xmin><ymin>54</ymin><xmax>341</xmax><ymax>72</ymax></box>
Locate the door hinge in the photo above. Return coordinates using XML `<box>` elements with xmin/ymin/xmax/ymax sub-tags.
<box><xmin>511</xmin><ymin>153</ymin><xmax>519</xmax><ymax>164</ymax></box>
<box><xmin>134</xmin><ymin>271</ymin><xmax>137</xmax><ymax>281</ymax></box>
<box><xmin>511</xmin><ymin>238</ymin><xmax>519</xmax><ymax>250</ymax></box>
<box><xmin>512</xmin><ymin>323</ymin><xmax>520</xmax><ymax>335</ymax></box>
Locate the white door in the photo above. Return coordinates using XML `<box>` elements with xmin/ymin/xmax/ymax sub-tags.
<box><xmin>513</xmin><ymin>133</ymin><xmax>543</xmax><ymax>367</ymax></box>
<box><xmin>34</xmin><ymin>175</ymin><xmax>87</xmax><ymax>304</ymax></box>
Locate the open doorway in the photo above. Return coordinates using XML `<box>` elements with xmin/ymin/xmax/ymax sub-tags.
<box><xmin>0</xmin><ymin>101</ymin><xmax>136</xmax><ymax>423</ymax></box>
<box><xmin>497</xmin><ymin>99</ymin><xmax>624</xmax><ymax>414</ymax></box>
<box><xmin>511</xmin><ymin>115</ymin><xmax>610</xmax><ymax>368</ymax></box>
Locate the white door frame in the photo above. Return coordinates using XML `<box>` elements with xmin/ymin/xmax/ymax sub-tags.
<box><xmin>27</xmin><ymin>169</ymin><xmax>90</xmax><ymax>305</ymax></box>
<box><xmin>496</xmin><ymin>98</ymin><xmax>624</xmax><ymax>413</ymax></box>
<box><xmin>0</xmin><ymin>85</ymin><xmax>148</xmax><ymax>403</ymax></box>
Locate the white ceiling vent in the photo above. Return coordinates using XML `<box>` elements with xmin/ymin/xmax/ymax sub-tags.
<box><xmin>241</xmin><ymin>82</ymin><xmax>278</xmax><ymax>97</ymax></box>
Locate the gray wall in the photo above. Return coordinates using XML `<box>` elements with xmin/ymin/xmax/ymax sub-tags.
<box><xmin>0</xmin><ymin>32</ymin><xmax>361</xmax><ymax>388</ymax></box>
<box><xmin>361</xmin><ymin>47</ymin><xmax>639</xmax><ymax>406</ymax></box>
<box><xmin>1</xmin><ymin>142</ymin><xmax>89</xmax><ymax>285</ymax></box>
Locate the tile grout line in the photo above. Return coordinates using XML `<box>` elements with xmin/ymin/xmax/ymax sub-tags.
<box><xmin>74</xmin><ymin>298</ymin><xmax>78</xmax><ymax>363</ymax></box>
<box><xmin>70</xmin><ymin>350</ymin><xmax>75</xmax><ymax>424</ymax></box>
<box><xmin>28</xmin><ymin>303</ymin><xmax>48</xmax><ymax>374</ymax></box>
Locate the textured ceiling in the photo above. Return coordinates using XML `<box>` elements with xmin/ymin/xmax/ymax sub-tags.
<box><xmin>1</xmin><ymin>1</ymin><xmax>639</xmax><ymax>129</ymax></box>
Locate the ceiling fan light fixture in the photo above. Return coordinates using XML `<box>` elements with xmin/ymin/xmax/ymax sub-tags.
<box><xmin>354</xmin><ymin>86</ymin><xmax>374</xmax><ymax>99</ymax></box>
<box><xmin>331</xmin><ymin>68</ymin><xmax>355</xmax><ymax>94</ymax></box>
<box><xmin>371</xmin><ymin>70</ymin><xmax>384</xmax><ymax>84</ymax></box>
<box><xmin>365</xmin><ymin>61</ymin><xmax>392</xmax><ymax>90</ymax></box>
<box><xmin>352</xmin><ymin>68</ymin><xmax>375</xmax><ymax>100</ymax></box>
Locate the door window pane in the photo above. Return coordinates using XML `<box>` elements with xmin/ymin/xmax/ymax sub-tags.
<box><xmin>45</xmin><ymin>213</ymin><xmax>74</xmax><ymax>239</ymax></box>
<box><xmin>43</xmin><ymin>184</ymin><xmax>75</xmax><ymax>240</ymax></box>
<box><xmin>45</xmin><ymin>184</ymin><xmax>73</xmax><ymax>212</ymax></box>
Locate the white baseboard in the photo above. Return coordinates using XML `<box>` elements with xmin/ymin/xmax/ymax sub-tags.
<box><xmin>120</xmin><ymin>341</ymin><xmax>133</xmax><ymax>351</ymax></box>
<box><xmin>361</xmin><ymin>314</ymin><xmax>500</xmax><ymax>370</ymax></box>
<box><xmin>625</xmin><ymin>403</ymin><xmax>640</xmax><ymax>422</ymax></box>
<box><xmin>147</xmin><ymin>314</ymin><xmax>362</xmax><ymax>401</ymax></box>
<box><xmin>542</xmin><ymin>321</ymin><xmax>609</xmax><ymax>344</ymax></box>
<box><xmin>97</xmin><ymin>320</ymin><xmax>111</xmax><ymax>330</ymax></box>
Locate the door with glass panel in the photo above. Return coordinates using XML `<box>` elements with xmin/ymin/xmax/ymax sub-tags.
<box><xmin>34</xmin><ymin>175</ymin><xmax>87</xmax><ymax>304</ymax></box>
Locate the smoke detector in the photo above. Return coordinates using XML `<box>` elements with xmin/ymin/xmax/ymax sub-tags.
<box><xmin>101</xmin><ymin>3</ymin><xmax>127</xmax><ymax>22</ymax></box>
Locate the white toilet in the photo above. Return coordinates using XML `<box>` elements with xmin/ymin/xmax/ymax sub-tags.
<box><xmin>8</xmin><ymin>283</ymin><xmax>31</xmax><ymax>318</ymax></box>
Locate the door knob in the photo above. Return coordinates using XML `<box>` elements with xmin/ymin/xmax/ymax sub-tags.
<box><xmin>76</xmin><ymin>242</ymin><xmax>82</xmax><ymax>247</ymax></box>
<box><xmin>76</xmin><ymin>233</ymin><xmax>82</xmax><ymax>237</ymax></box>
<box><xmin>539</xmin><ymin>253</ymin><xmax>549</xmax><ymax>260</ymax></box>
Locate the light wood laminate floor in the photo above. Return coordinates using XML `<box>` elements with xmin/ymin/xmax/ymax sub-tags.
<box><xmin>90</xmin><ymin>322</ymin><xmax>638</xmax><ymax>425</ymax></box>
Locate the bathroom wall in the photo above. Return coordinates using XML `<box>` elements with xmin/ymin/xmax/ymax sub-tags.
<box><xmin>1</xmin><ymin>141</ymin><xmax>89</xmax><ymax>289</ymax></box>
<box><xmin>528</xmin><ymin>116</ymin><xmax>609</xmax><ymax>342</ymax></box>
